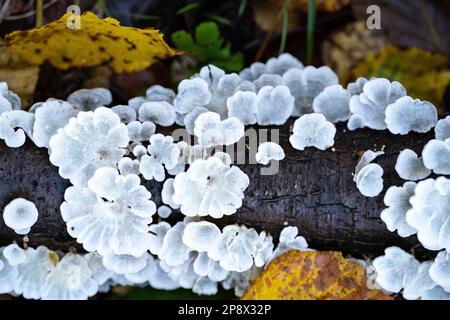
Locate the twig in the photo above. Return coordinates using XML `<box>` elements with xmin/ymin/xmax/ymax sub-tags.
<box><xmin>306</xmin><ymin>0</ymin><xmax>317</xmax><ymax>65</ymax></box>
<box><xmin>279</xmin><ymin>0</ymin><xmax>289</xmax><ymax>54</ymax></box>
<box><xmin>36</xmin><ymin>0</ymin><xmax>43</xmax><ymax>27</ymax></box>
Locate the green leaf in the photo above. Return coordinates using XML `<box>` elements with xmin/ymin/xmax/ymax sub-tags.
<box><xmin>172</xmin><ymin>30</ymin><xmax>196</xmax><ymax>52</ymax></box>
<box><xmin>195</xmin><ymin>22</ymin><xmax>221</xmax><ymax>47</ymax></box>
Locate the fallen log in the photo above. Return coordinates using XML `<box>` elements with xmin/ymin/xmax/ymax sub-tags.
<box><xmin>0</xmin><ymin>123</ymin><xmax>436</xmax><ymax>259</ymax></box>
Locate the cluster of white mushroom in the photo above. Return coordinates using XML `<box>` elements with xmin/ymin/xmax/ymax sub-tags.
<box><xmin>0</xmin><ymin>51</ymin><xmax>449</xmax><ymax>300</ymax></box>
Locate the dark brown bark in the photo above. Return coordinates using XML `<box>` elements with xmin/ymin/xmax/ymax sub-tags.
<box><xmin>0</xmin><ymin>123</ymin><xmax>436</xmax><ymax>259</ymax></box>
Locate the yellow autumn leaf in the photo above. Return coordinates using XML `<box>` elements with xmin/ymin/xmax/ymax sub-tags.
<box><xmin>242</xmin><ymin>250</ymin><xmax>392</xmax><ymax>300</ymax></box>
<box><xmin>353</xmin><ymin>46</ymin><xmax>450</xmax><ymax>110</ymax></box>
<box><xmin>4</xmin><ymin>12</ymin><xmax>180</xmax><ymax>73</ymax></box>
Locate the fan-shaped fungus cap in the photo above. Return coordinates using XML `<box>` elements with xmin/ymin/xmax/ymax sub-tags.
<box><xmin>385</xmin><ymin>96</ymin><xmax>437</xmax><ymax>135</ymax></box>
<box><xmin>0</xmin><ymin>110</ymin><xmax>34</xmax><ymax>148</ymax></box>
<box><xmin>2</xmin><ymin>244</ymin><xmax>27</xmax><ymax>266</ymax></box>
<box><xmin>256</xmin><ymin>86</ymin><xmax>294</xmax><ymax>126</ymax></box>
<box><xmin>146</xmin><ymin>85</ymin><xmax>175</xmax><ymax>103</ymax></box>
<box><xmin>435</xmin><ymin>116</ymin><xmax>450</xmax><ymax>141</ymax></box>
<box><xmin>111</xmin><ymin>105</ymin><xmax>137</xmax><ymax>124</ymax></box>
<box><xmin>312</xmin><ymin>84</ymin><xmax>351</xmax><ymax>123</ymax></box>
<box><xmin>226</xmin><ymin>91</ymin><xmax>258</xmax><ymax>125</ymax></box>
<box><xmin>289</xmin><ymin>113</ymin><xmax>336</xmax><ymax>151</ymax></box>
<box><xmin>395</xmin><ymin>149</ymin><xmax>431</xmax><ymax>181</ymax></box>
<box><xmin>3</xmin><ymin>198</ymin><xmax>38</xmax><ymax>235</ymax></box>
<box><xmin>255</xmin><ymin>142</ymin><xmax>285</xmax><ymax>165</ymax></box>
<box><xmin>102</xmin><ymin>252</ymin><xmax>148</xmax><ymax>275</ymax></box>
<box><xmin>174</xmin><ymin>78</ymin><xmax>211</xmax><ymax>114</ymax></box>
<box><xmin>194</xmin><ymin>112</ymin><xmax>244</xmax><ymax>148</ymax></box>
<box><xmin>173</xmin><ymin>157</ymin><xmax>249</xmax><ymax>218</ymax></box>
<box><xmin>380</xmin><ymin>182</ymin><xmax>417</xmax><ymax>237</ymax></box>
<box><xmin>67</xmin><ymin>88</ymin><xmax>112</xmax><ymax>111</ymax></box>
<box><xmin>182</xmin><ymin>221</ymin><xmax>222</xmax><ymax>252</ymax></box>
<box><xmin>422</xmin><ymin>139</ymin><xmax>450</xmax><ymax>175</ymax></box>
<box><xmin>138</xmin><ymin>101</ymin><xmax>176</xmax><ymax>127</ymax></box>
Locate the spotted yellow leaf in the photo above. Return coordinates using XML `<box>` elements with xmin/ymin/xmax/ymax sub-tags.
<box><xmin>4</xmin><ymin>12</ymin><xmax>180</xmax><ymax>73</ymax></box>
<box><xmin>242</xmin><ymin>250</ymin><xmax>392</xmax><ymax>300</ymax></box>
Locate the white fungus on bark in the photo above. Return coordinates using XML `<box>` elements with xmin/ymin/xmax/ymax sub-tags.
<box><xmin>172</xmin><ymin>157</ymin><xmax>249</xmax><ymax>218</ymax></box>
<box><xmin>282</xmin><ymin>66</ymin><xmax>338</xmax><ymax>116</ymax></box>
<box><xmin>67</xmin><ymin>88</ymin><xmax>112</xmax><ymax>111</ymax></box>
<box><xmin>270</xmin><ymin>226</ymin><xmax>308</xmax><ymax>261</ymax></box>
<box><xmin>174</xmin><ymin>78</ymin><xmax>211</xmax><ymax>114</ymax></box>
<box><xmin>435</xmin><ymin>116</ymin><xmax>450</xmax><ymax>141</ymax></box>
<box><xmin>226</xmin><ymin>91</ymin><xmax>258</xmax><ymax>125</ymax></box>
<box><xmin>32</xmin><ymin>99</ymin><xmax>78</xmax><ymax>149</ymax></box>
<box><xmin>111</xmin><ymin>105</ymin><xmax>136</xmax><ymax>124</ymax></box>
<box><xmin>422</xmin><ymin>139</ymin><xmax>450</xmax><ymax>175</ymax></box>
<box><xmin>0</xmin><ymin>110</ymin><xmax>34</xmax><ymax>148</ymax></box>
<box><xmin>49</xmin><ymin>107</ymin><xmax>129</xmax><ymax>186</ymax></box>
<box><xmin>146</xmin><ymin>85</ymin><xmax>176</xmax><ymax>103</ymax></box>
<box><xmin>429</xmin><ymin>251</ymin><xmax>450</xmax><ymax>292</ymax></box>
<box><xmin>256</xmin><ymin>85</ymin><xmax>294</xmax><ymax>126</ymax></box>
<box><xmin>395</xmin><ymin>149</ymin><xmax>431</xmax><ymax>181</ymax></box>
<box><xmin>347</xmin><ymin>78</ymin><xmax>406</xmax><ymax>131</ymax></box>
<box><xmin>61</xmin><ymin>167</ymin><xmax>156</xmax><ymax>257</ymax></box>
<box><xmin>182</xmin><ymin>221</ymin><xmax>222</xmax><ymax>253</ymax></box>
<box><xmin>2</xmin><ymin>244</ymin><xmax>27</xmax><ymax>266</ymax></box>
<box><xmin>126</xmin><ymin>120</ymin><xmax>155</xmax><ymax>143</ymax></box>
<box><xmin>183</xmin><ymin>106</ymin><xmax>209</xmax><ymax>135</ymax></box>
<box><xmin>312</xmin><ymin>84</ymin><xmax>351</xmax><ymax>123</ymax></box>
<box><xmin>161</xmin><ymin>178</ymin><xmax>180</xmax><ymax>209</ymax></box>
<box><xmin>157</xmin><ymin>205</ymin><xmax>172</xmax><ymax>219</ymax></box>
<box><xmin>380</xmin><ymin>182</ymin><xmax>417</xmax><ymax>237</ymax></box>
<box><xmin>138</xmin><ymin>101</ymin><xmax>176</xmax><ymax>126</ymax></box>
<box><xmin>139</xmin><ymin>134</ymin><xmax>180</xmax><ymax>181</ymax></box>
<box><xmin>102</xmin><ymin>252</ymin><xmax>148</xmax><ymax>275</ymax></box>
<box><xmin>2</xmin><ymin>198</ymin><xmax>38</xmax><ymax>235</ymax></box>
<box><xmin>289</xmin><ymin>113</ymin><xmax>336</xmax><ymax>151</ymax></box>
<box><xmin>194</xmin><ymin>112</ymin><xmax>244</xmax><ymax>148</ymax></box>
<box><xmin>385</xmin><ymin>96</ymin><xmax>437</xmax><ymax>135</ymax></box>
<box><xmin>255</xmin><ymin>142</ymin><xmax>285</xmax><ymax>165</ymax></box>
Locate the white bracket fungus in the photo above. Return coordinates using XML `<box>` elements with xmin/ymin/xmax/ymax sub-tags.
<box><xmin>146</xmin><ymin>85</ymin><xmax>175</xmax><ymax>103</ymax></box>
<box><xmin>61</xmin><ymin>167</ymin><xmax>156</xmax><ymax>257</ymax></box>
<box><xmin>429</xmin><ymin>251</ymin><xmax>450</xmax><ymax>292</ymax></box>
<box><xmin>139</xmin><ymin>134</ymin><xmax>180</xmax><ymax>181</ymax></box>
<box><xmin>253</xmin><ymin>74</ymin><xmax>283</xmax><ymax>92</ymax></box>
<box><xmin>380</xmin><ymin>182</ymin><xmax>417</xmax><ymax>237</ymax></box>
<box><xmin>138</xmin><ymin>101</ymin><xmax>176</xmax><ymax>126</ymax></box>
<box><xmin>174</xmin><ymin>78</ymin><xmax>211</xmax><ymax>115</ymax></box>
<box><xmin>117</xmin><ymin>157</ymin><xmax>140</xmax><ymax>176</ymax></box>
<box><xmin>348</xmin><ymin>78</ymin><xmax>407</xmax><ymax>131</ymax></box>
<box><xmin>0</xmin><ymin>110</ymin><xmax>34</xmax><ymax>148</ymax></box>
<box><xmin>270</xmin><ymin>226</ymin><xmax>308</xmax><ymax>261</ymax></box>
<box><xmin>422</xmin><ymin>139</ymin><xmax>450</xmax><ymax>175</ymax></box>
<box><xmin>126</xmin><ymin>120</ymin><xmax>155</xmax><ymax>143</ymax></box>
<box><xmin>157</xmin><ymin>205</ymin><xmax>172</xmax><ymax>219</ymax></box>
<box><xmin>2</xmin><ymin>244</ymin><xmax>27</xmax><ymax>266</ymax></box>
<box><xmin>435</xmin><ymin>116</ymin><xmax>450</xmax><ymax>141</ymax></box>
<box><xmin>67</xmin><ymin>88</ymin><xmax>112</xmax><ymax>111</ymax></box>
<box><xmin>312</xmin><ymin>84</ymin><xmax>351</xmax><ymax>123</ymax></box>
<box><xmin>158</xmin><ymin>221</ymin><xmax>193</xmax><ymax>267</ymax></box>
<box><xmin>395</xmin><ymin>149</ymin><xmax>431</xmax><ymax>181</ymax></box>
<box><xmin>182</xmin><ymin>221</ymin><xmax>222</xmax><ymax>253</ymax></box>
<box><xmin>111</xmin><ymin>105</ymin><xmax>137</xmax><ymax>124</ymax></box>
<box><xmin>173</xmin><ymin>157</ymin><xmax>249</xmax><ymax>218</ymax></box>
<box><xmin>41</xmin><ymin>253</ymin><xmax>98</xmax><ymax>300</ymax></box>
<box><xmin>3</xmin><ymin>198</ymin><xmax>38</xmax><ymax>235</ymax></box>
<box><xmin>255</xmin><ymin>142</ymin><xmax>285</xmax><ymax>165</ymax></box>
<box><xmin>226</xmin><ymin>91</ymin><xmax>258</xmax><ymax>125</ymax></box>
<box><xmin>385</xmin><ymin>96</ymin><xmax>437</xmax><ymax>135</ymax></box>
<box><xmin>256</xmin><ymin>85</ymin><xmax>294</xmax><ymax>126</ymax></box>
<box><xmin>406</xmin><ymin>178</ymin><xmax>450</xmax><ymax>251</ymax></box>
<box><xmin>346</xmin><ymin>77</ymin><xmax>368</xmax><ymax>96</ymax></box>
<box><xmin>32</xmin><ymin>100</ymin><xmax>78</xmax><ymax>149</ymax></box>
<box><xmin>282</xmin><ymin>66</ymin><xmax>338</xmax><ymax>116</ymax></box>
<box><xmin>49</xmin><ymin>107</ymin><xmax>129</xmax><ymax>186</ymax></box>
<box><xmin>353</xmin><ymin>150</ymin><xmax>384</xmax><ymax>197</ymax></box>
<box><xmin>289</xmin><ymin>113</ymin><xmax>336</xmax><ymax>151</ymax></box>
<box><xmin>161</xmin><ymin>178</ymin><xmax>180</xmax><ymax>209</ymax></box>
<box><xmin>194</xmin><ymin>112</ymin><xmax>244</xmax><ymax>148</ymax></box>
<box><xmin>183</xmin><ymin>106</ymin><xmax>209</xmax><ymax>135</ymax></box>
<box><xmin>102</xmin><ymin>252</ymin><xmax>148</xmax><ymax>275</ymax></box>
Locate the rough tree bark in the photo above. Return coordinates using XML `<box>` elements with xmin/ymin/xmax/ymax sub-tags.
<box><xmin>0</xmin><ymin>123</ymin><xmax>436</xmax><ymax>259</ymax></box>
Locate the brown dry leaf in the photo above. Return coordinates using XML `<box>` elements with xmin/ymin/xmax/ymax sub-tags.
<box><xmin>4</xmin><ymin>12</ymin><xmax>179</xmax><ymax>73</ymax></box>
<box><xmin>242</xmin><ymin>250</ymin><xmax>392</xmax><ymax>300</ymax></box>
<box><xmin>322</xmin><ymin>21</ymin><xmax>385</xmax><ymax>84</ymax></box>
<box><xmin>0</xmin><ymin>45</ymin><xmax>39</xmax><ymax>104</ymax></box>
<box><xmin>353</xmin><ymin>45</ymin><xmax>450</xmax><ymax>111</ymax></box>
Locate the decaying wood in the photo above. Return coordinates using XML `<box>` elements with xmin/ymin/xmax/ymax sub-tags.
<box><xmin>0</xmin><ymin>123</ymin><xmax>436</xmax><ymax>259</ymax></box>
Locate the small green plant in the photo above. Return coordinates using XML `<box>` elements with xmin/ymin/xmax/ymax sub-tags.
<box><xmin>172</xmin><ymin>22</ymin><xmax>244</xmax><ymax>73</ymax></box>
